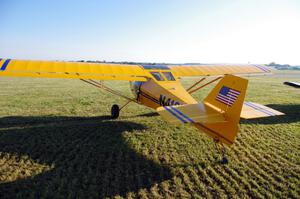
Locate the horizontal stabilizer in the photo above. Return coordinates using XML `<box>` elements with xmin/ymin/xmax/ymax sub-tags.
<box><xmin>241</xmin><ymin>102</ymin><xmax>284</xmax><ymax>119</ymax></box>
<box><xmin>156</xmin><ymin>103</ymin><xmax>225</xmax><ymax>124</ymax></box>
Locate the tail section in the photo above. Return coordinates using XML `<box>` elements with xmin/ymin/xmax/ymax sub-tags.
<box><xmin>157</xmin><ymin>74</ymin><xmax>248</xmax><ymax>145</ymax></box>
<box><xmin>197</xmin><ymin>75</ymin><xmax>248</xmax><ymax>145</ymax></box>
<box><xmin>157</xmin><ymin>74</ymin><xmax>283</xmax><ymax>145</ymax></box>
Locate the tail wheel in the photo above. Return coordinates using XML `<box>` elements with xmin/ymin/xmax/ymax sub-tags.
<box><xmin>220</xmin><ymin>157</ymin><xmax>228</xmax><ymax>165</ymax></box>
<box><xmin>111</xmin><ymin>104</ymin><xmax>120</xmax><ymax>119</ymax></box>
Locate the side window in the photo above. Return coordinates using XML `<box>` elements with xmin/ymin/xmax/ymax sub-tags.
<box><xmin>162</xmin><ymin>72</ymin><xmax>175</xmax><ymax>81</ymax></box>
<box><xmin>150</xmin><ymin>72</ymin><xmax>164</xmax><ymax>81</ymax></box>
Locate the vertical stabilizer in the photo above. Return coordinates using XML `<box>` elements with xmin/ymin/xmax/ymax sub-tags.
<box><xmin>194</xmin><ymin>75</ymin><xmax>248</xmax><ymax>145</ymax></box>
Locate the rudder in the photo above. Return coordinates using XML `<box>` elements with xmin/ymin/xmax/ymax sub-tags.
<box><xmin>195</xmin><ymin>75</ymin><xmax>248</xmax><ymax>145</ymax></box>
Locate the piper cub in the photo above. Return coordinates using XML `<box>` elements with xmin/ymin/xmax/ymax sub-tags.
<box><xmin>0</xmin><ymin>59</ymin><xmax>283</xmax><ymax>162</ymax></box>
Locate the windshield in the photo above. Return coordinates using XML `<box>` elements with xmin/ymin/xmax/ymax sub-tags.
<box><xmin>162</xmin><ymin>72</ymin><xmax>175</xmax><ymax>81</ymax></box>
<box><xmin>150</xmin><ymin>72</ymin><xmax>164</xmax><ymax>81</ymax></box>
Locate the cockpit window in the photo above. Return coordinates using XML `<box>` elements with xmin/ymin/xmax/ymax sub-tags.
<box><xmin>150</xmin><ymin>72</ymin><xmax>164</xmax><ymax>81</ymax></box>
<box><xmin>162</xmin><ymin>72</ymin><xmax>175</xmax><ymax>81</ymax></box>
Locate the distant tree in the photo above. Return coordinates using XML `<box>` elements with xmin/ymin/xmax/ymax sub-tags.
<box><xmin>268</xmin><ymin>62</ymin><xmax>276</xmax><ymax>66</ymax></box>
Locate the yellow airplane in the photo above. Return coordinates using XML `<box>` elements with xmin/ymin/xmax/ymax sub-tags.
<box><xmin>0</xmin><ymin>59</ymin><xmax>284</xmax><ymax>156</ymax></box>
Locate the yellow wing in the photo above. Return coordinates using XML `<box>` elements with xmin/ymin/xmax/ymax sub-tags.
<box><xmin>0</xmin><ymin>59</ymin><xmax>150</xmax><ymax>81</ymax></box>
<box><xmin>170</xmin><ymin>64</ymin><xmax>270</xmax><ymax>77</ymax></box>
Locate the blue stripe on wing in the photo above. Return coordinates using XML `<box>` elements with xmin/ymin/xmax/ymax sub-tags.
<box><xmin>0</xmin><ymin>59</ymin><xmax>11</xmax><ymax>71</ymax></box>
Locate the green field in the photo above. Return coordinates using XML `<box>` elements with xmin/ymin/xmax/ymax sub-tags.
<box><xmin>0</xmin><ymin>71</ymin><xmax>299</xmax><ymax>198</ymax></box>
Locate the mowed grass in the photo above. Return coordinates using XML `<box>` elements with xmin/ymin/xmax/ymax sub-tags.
<box><xmin>0</xmin><ymin>71</ymin><xmax>299</xmax><ymax>198</ymax></box>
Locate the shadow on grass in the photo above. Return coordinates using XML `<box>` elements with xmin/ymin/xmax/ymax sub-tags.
<box><xmin>121</xmin><ymin>111</ymin><xmax>159</xmax><ymax>120</ymax></box>
<box><xmin>241</xmin><ymin>104</ymin><xmax>300</xmax><ymax>124</ymax></box>
<box><xmin>137</xmin><ymin>112</ymin><xmax>159</xmax><ymax>118</ymax></box>
<box><xmin>0</xmin><ymin>116</ymin><xmax>172</xmax><ymax>198</ymax></box>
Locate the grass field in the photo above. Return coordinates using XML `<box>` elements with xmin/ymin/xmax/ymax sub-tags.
<box><xmin>0</xmin><ymin>71</ymin><xmax>299</xmax><ymax>198</ymax></box>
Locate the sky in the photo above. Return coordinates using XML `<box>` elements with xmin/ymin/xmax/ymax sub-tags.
<box><xmin>1</xmin><ymin>0</ymin><xmax>300</xmax><ymax>65</ymax></box>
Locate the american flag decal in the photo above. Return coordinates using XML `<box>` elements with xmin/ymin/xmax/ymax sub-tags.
<box><xmin>216</xmin><ymin>86</ymin><xmax>240</xmax><ymax>106</ymax></box>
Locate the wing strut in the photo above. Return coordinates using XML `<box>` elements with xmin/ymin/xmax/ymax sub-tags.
<box><xmin>186</xmin><ymin>77</ymin><xmax>206</xmax><ymax>92</ymax></box>
<box><xmin>80</xmin><ymin>79</ymin><xmax>137</xmax><ymax>103</ymax></box>
<box><xmin>188</xmin><ymin>76</ymin><xmax>223</xmax><ymax>94</ymax></box>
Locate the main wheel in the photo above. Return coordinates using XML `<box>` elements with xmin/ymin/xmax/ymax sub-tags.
<box><xmin>111</xmin><ymin>104</ymin><xmax>120</xmax><ymax>119</ymax></box>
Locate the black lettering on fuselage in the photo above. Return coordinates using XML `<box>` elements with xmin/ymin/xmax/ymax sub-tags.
<box><xmin>159</xmin><ymin>94</ymin><xmax>180</xmax><ymax>106</ymax></box>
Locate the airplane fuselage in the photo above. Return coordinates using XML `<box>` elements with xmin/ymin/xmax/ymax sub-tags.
<box><xmin>130</xmin><ymin>66</ymin><xmax>197</xmax><ymax>110</ymax></box>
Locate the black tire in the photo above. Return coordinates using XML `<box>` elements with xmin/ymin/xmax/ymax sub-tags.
<box><xmin>111</xmin><ymin>104</ymin><xmax>120</xmax><ymax>119</ymax></box>
<box><xmin>220</xmin><ymin>157</ymin><xmax>228</xmax><ymax>165</ymax></box>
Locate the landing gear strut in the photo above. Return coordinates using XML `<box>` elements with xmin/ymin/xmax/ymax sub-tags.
<box><xmin>110</xmin><ymin>101</ymin><xmax>132</xmax><ymax>119</ymax></box>
<box><xmin>80</xmin><ymin>79</ymin><xmax>137</xmax><ymax>119</ymax></box>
